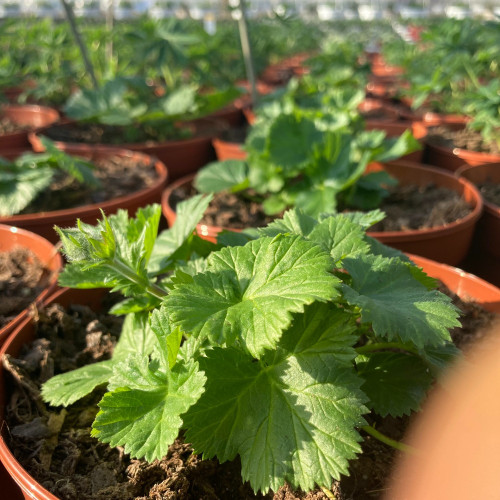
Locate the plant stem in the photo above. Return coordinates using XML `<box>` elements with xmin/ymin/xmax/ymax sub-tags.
<box><xmin>361</xmin><ymin>425</ymin><xmax>420</xmax><ymax>456</ymax></box>
<box><xmin>108</xmin><ymin>258</ymin><xmax>167</xmax><ymax>300</ymax></box>
<box><xmin>320</xmin><ymin>486</ymin><xmax>337</xmax><ymax>499</ymax></box>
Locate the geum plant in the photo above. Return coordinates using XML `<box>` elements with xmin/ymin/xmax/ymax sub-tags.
<box><xmin>41</xmin><ymin>198</ymin><xmax>461</xmax><ymax>494</ymax></box>
<box><xmin>64</xmin><ymin>77</ymin><xmax>240</xmax><ymax>143</ymax></box>
<box><xmin>462</xmin><ymin>77</ymin><xmax>500</xmax><ymax>150</ymax></box>
<box><xmin>194</xmin><ymin>110</ymin><xmax>420</xmax><ymax>217</ymax></box>
<box><xmin>0</xmin><ymin>136</ymin><xmax>99</xmax><ymax>216</ymax></box>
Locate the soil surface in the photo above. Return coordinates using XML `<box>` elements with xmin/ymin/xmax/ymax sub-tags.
<box><xmin>171</xmin><ymin>184</ymin><xmax>278</xmax><ymax>230</ymax></box>
<box><xmin>3</xmin><ymin>283</ymin><xmax>497</xmax><ymax>499</ymax></box>
<box><xmin>0</xmin><ymin>247</ymin><xmax>52</xmax><ymax>328</ymax></box>
<box><xmin>172</xmin><ymin>183</ymin><xmax>472</xmax><ymax>233</ymax></box>
<box><xmin>43</xmin><ymin>122</ymin><xmax>193</xmax><ymax>146</ymax></box>
<box><xmin>426</xmin><ymin>126</ymin><xmax>500</xmax><ymax>155</ymax></box>
<box><xmin>220</xmin><ymin>124</ymin><xmax>249</xmax><ymax>144</ymax></box>
<box><xmin>0</xmin><ymin>116</ymin><xmax>31</xmax><ymax>135</ymax></box>
<box><xmin>19</xmin><ymin>155</ymin><xmax>158</xmax><ymax>215</ymax></box>
<box><xmin>478</xmin><ymin>180</ymin><xmax>500</xmax><ymax>208</ymax></box>
<box><xmin>370</xmin><ymin>184</ymin><xmax>472</xmax><ymax>232</ymax></box>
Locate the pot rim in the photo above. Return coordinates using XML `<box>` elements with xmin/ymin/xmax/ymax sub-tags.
<box><xmin>162</xmin><ymin>163</ymin><xmax>484</xmax><ymax>241</ymax></box>
<box><xmin>425</xmin><ymin>135</ymin><xmax>500</xmax><ymax>163</ymax></box>
<box><xmin>28</xmin><ymin>117</ymin><xmax>223</xmax><ymax>150</ymax></box>
<box><xmin>456</xmin><ymin>162</ymin><xmax>500</xmax><ymax>216</ymax></box>
<box><xmin>0</xmin><ymin>147</ymin><xmax>168</xmax><ymax>226</ymax></box>
<box><xmin>1</xmin><ymin>256</ymin><xmax>500</xmax><ymax>499</ymax></box>
<box><xmin>0</xmin><ymin>224</ymin><xmax>63</xmax><ymax>342</ymax></box>
<box><xmin>367</xmin><ymin>161</ymin><xmax>483</xmax><ymax>240</ymax></box>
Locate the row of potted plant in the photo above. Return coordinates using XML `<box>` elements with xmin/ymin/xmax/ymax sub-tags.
<box><xmin>1</xmin><ymin>196</ymin><xmax>500</xmax><ymax>499</ymax></box>
<box><xmin>0</xmin><ymin>16</ymin><xmax>499</xmax><ymax>498</ymax></box>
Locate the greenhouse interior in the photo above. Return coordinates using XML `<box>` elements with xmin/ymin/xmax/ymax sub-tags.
<box><xmin>0</xmin><ymin>0</ymin><xmax>499</xmax><ymax>499</ymax></box>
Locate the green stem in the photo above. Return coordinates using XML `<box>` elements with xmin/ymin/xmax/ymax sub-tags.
<box><xmin>361</xmin><ymin>425</ymin><xmax>420</xmax><ymax>456</ymax></box>
<box><xmin>463</xmin><ymin>61</ymin><xmax>481</xmax><ymax>90</ymax></box>
<box><xmin>108</xmin><ymin>258</ymin><xmax>167</xmax><ymax>301</ymax></box>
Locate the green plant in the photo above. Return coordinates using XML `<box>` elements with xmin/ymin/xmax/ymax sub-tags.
<box><xmin>462</xmin><ymin>78</ymin><xmax>500</xmax><ymax>149</ymax></box>
<box><xmin>195</xmin><ymin>110</ymin><xmax>420</xmax><ymax>217</ymax></box>
<box><xmin>63</xmin><ymin>77</ymin><xmax>239</xmax><ymax>143</ymax></box>
<box><xmin>41</xmin><ymin>201</ymin><xmax>460</xmax><ymax>495</ymax></box>
<box><xmin>0</xmin><ymin>136</ymin><xmax>99</xmax><ymax>216</ymax></box>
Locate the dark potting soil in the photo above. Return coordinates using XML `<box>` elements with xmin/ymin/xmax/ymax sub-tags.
<box><xmin>19</xmin><ymin>155</ymin><xmax>158</xmax><ymax>215</ymax></box>
<box><xmin>0</xmin><ymin>247</ymin><xmax>52</xmax><ymax>328</ymax></box>
<box><xmin>0</xmin><ymin>116</ymin><xmax>31</xmax><ymax>135</ymax></box>
<box><xmin>370</xmin><ymin>184</ymin><xmax>472</xmax><ymax>232</ymax></box>
<box><xmin>426</xmin><ymin>126</ymin><xmax>500</xmax><ymax>155</ymax></box>
<box><xmin>3</xmin><ymin>284</ymin><xmax>498</xmax><ymax>499</ymax></box>
<box><xmin>221</xmin><ymin>124</ymin><xmax>248</xmax><ymax>144</ymax></box>
<box><xmin>171</xmin><ymin>184</ymin><xmax>278</xmax><ymax>230</ymax></box>
<box><xmin>172</xmin><ymin>183</ymin><xmax>471</xmax><ymax>233</ymax></box>
<box><xmin>43</xmin><ymin>121</ymin><xmax>192</xmax><ymax>146</ymax></box>
<box><xmin>478</xmin><ymin>180</ymin><xmax>500</xmax><ymax>208</ymax></box>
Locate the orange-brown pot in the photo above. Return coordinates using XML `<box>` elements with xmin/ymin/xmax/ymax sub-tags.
<box><xmin>0</xmin><ymin>104</ymin><xmax>59</xmax><ymax>150</ymax></box>
<box><xmin>1</xmin><ymin>259</ymin><xmax>499</xmax><ymax>500</ymax></box>
<box><xmin>367</xmin><ymin>161</ymin><xmax>483</xmax><ymax>265</ymax></box>
<box><xmin>424</xmin><ymin>136</ymin><xmax>500</xmax><ymax>171</ymax></box>
<box><xmin>0</xmin><ymin>288</ymin><xmax>108</xmax><ymax>500</ymax></box>
<box><xmin>0</xmin><ymin>225</ymin><xmax>62</xmax><ymax>346</ymax></box>
<box><xmin>212</xmin><ymin>137</ymin><xmax>247</xmax><ymax>161</ymax></box>
<box><xmin>0</xmin><ymin>145</ymin><xmax>168</xmax><ymax>243</ymax></box>
<box><xmin>28</xmin><ymin>118</ymin><xmax>220</xmax><ymax>181</ymax></box>
<box><xmin>365</xmin><ymin>120</ymin><xmax>427</xmax><ymax>162</ymax></box>
<box><xmin>163</xmin><ymin>163</ymin><xmax>483</xmax><ymax>265</ymax></box>
<box><xmin>455</xmin><ymin>162</ymin><xmax>500</xmax><ymax>287</ymax></box>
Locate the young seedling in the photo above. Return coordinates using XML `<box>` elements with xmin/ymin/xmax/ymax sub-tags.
<box><xmin>0</xmin><ymin>136</ymin><xmax>99</xmax><ymax>216</ymax></box>
<box><xmin>41</xmin><ymin>200</ymin><xmax>460</xmax><ymax>494</ymax></box>
<box><xmin>195</xmin><ymin>110</ymin><xmax>420</xmax><ymax>217</ymax></box>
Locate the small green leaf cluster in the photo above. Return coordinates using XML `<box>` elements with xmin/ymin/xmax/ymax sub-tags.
<box><xmin>462</xmin><ymin>79</ymin><xmax>500</xmax><ymax>148</ymax></box>
<box><xmin>195</xmin><ymin>109</ymin><xmax>420</xmax><ymax>218</ymax></box>
<box><xmin>0</xmin><ymin>136</ymin><xmax>99</xmax><ymax>216</ymax></box>
<box><xmin>42</xmin><ymin>201</ymin><xmax>461</xmax><ymax>495</ymax></box>
<box><xmin>64</xmin><ymin>77</ymin><xmax>241</xmax><ymax>143</ymax></box>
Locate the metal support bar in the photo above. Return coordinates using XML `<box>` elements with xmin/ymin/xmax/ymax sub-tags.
<box><xmin>236</xmin><ymin>1</ymin><xmax>258</xmax><ymax>106</ymax></box>
<box><xmin>59</xmin><ymin>0</ymin><xmax>99</xmax><ymax>89</ymax></box>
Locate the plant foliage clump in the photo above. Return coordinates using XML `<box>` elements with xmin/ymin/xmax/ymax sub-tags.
<box><xmin>42</xmin><ymin>200</ymin><xmax>460</xmax><ymax>494</ymax></box>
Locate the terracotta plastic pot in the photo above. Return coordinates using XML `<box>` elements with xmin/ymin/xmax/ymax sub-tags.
<box><xmin>0</xmin><ymin>104</ymin><xmax>59</xmax><ymax>150</ymax></box>
<box><xmin>397</xmin><ymin>106</ymin><xmax>470</xmax><ymax>129</ymax></box>
<box><xmin>388</xmin><ymin>256</ymin><xmax>500</xmax><ymax>500</ymax></box>
<box><xmin>242</xmin><ymin>107</ymin><xmax>256</xmax><ymax>126</ymax></box>
<box><xmin>1</xmin><ymin>258</ymin><xmax>499</xmax><ymax>500</ymax></box>
<box><xmin>212</xmin><ymin>137</ymin><xmax>246</xmax><ymax>161</ymax></box>
<box><xmin>0</xmin><ymin>287</ymin><xmax>108</xmax><ymax>500</ymax></box>
<box><xmin>367</xmin><ymin>161</ymin><xmax>483</xmax><ymax>266</ymax></box>
<box><xmin>455</xmin><ymin>163</ymin><xmax>500</xmax><ymax>287</ymax></box>
<box><xmin>0</xmin><ymin>145</ymin><xmax>168</xmax><ymax>243</ymax></box>
<box><xmin>163</xmin><ymin>163</ymin><xmax>483</xmax><ymax>263</ymax></box>
<box><xmin>424</xmin><ymin>134</ymin><xmax>500</xmax><ymax>171</ymax></box>
<box><xmin>0</xmin><ymin>225</ymin><xmax>62</xmax><ymax>346</ymax></box>
<box><xmin>162</xmin><ymin>174</ymin><xmax>222</xmax><ymax>243</ymax></box>
<box><xmin>29</xmin><ymin>118</ymin><xmax>220</xmax><ymax>182</ymax></box>
<box><xmin>204</xmin><ymin>102</ymin><xmax>245</xmax><ymax>128</ymax></box>
<box><xmin>456</xmin><ymin>163</ymin><xmax>500</xmax><ymax>258</ymax></box>
<box><xmin>358</xmin><ymin>98</ymin><xmax>400</xmax><ymax>121</ymax></box>
<box><xmin>371</xmin><ymin>61</ymin><xmax>404</xmax><ymax>78</ymax></box>
<box><xmin>365</xmin><ymin>76</ymin><xmax>408</xmax><ymax>101</ymax></box>
<box><xmin>365</xmin><ymin>120</ymin><xmax>427</xmax><ymax>162</ymax></box>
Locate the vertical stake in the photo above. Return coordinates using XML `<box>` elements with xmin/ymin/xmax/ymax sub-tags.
<box><xmin>59</xmin><ymin>0</ymin><xmax>99</xmax><ymax>89</ymax></box>
<box><xmin>105</xmin><ymin>0</ymin><xmax>114</xmax><ymax>68</ymax></box>
<box><xmin>236</xmin><ymin>0</ymin><xmax>258</xmax><ymax>106</ymax></box>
